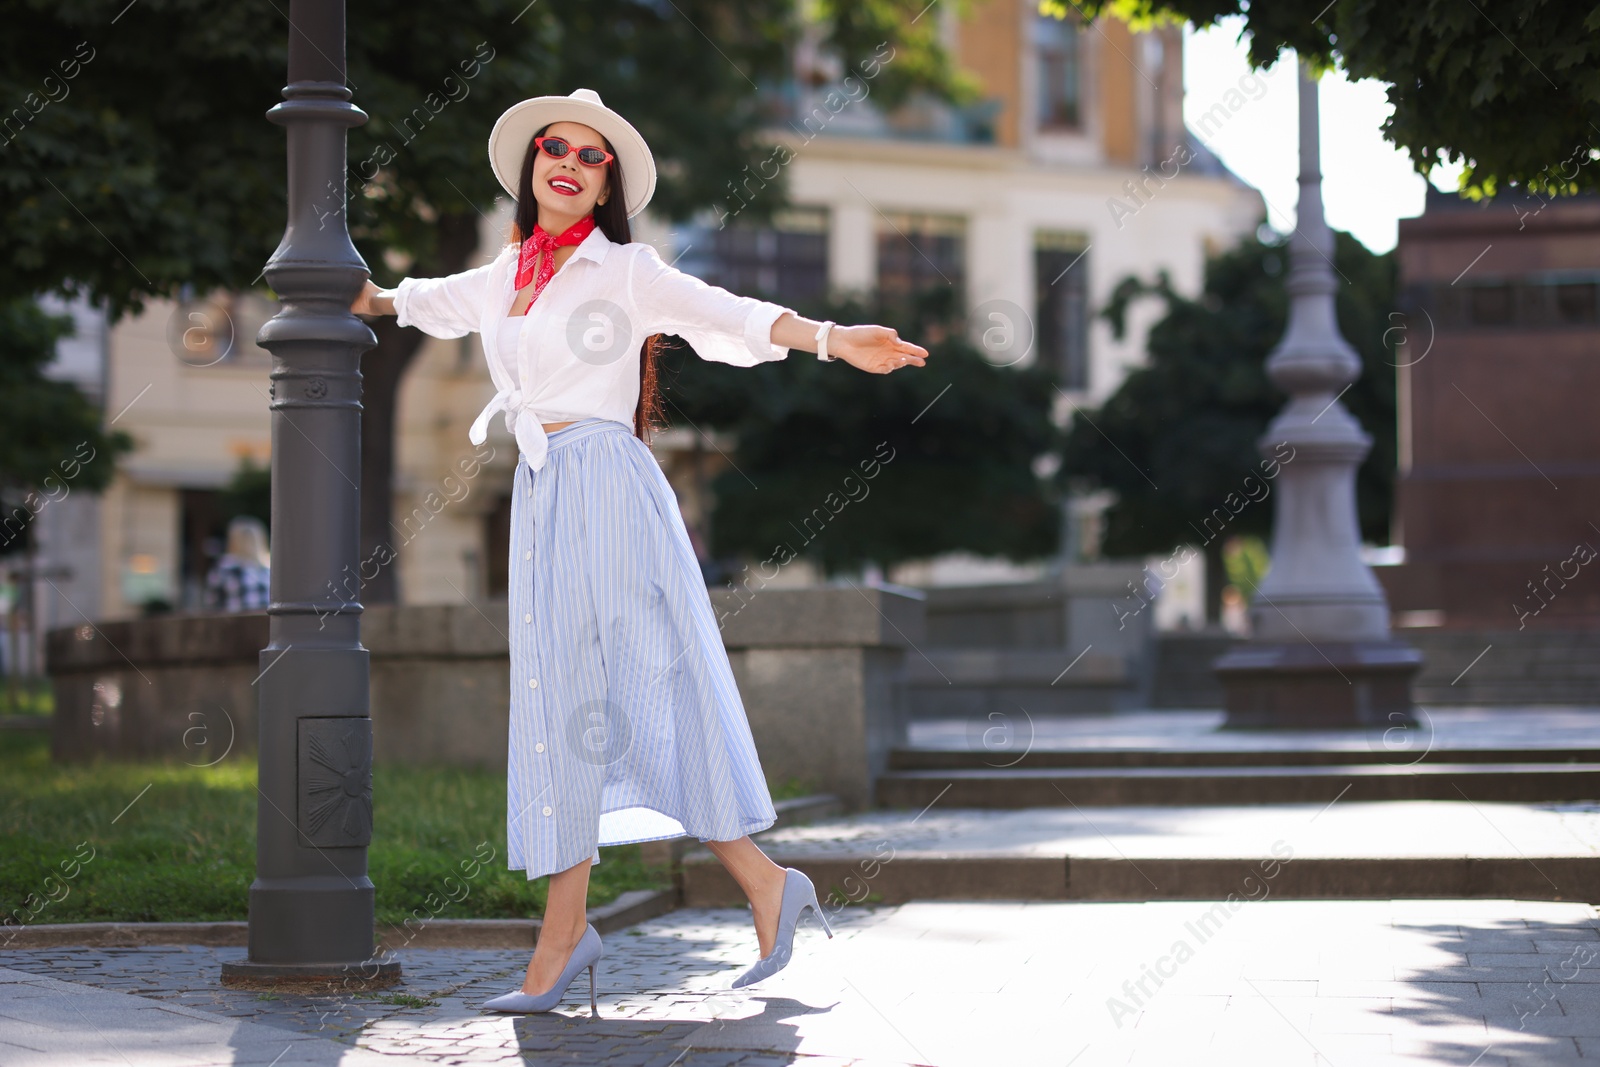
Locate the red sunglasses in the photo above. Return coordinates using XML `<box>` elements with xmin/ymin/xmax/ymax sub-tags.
<box><xmin>534</xmin><ymin>135</ymin><xmax>614</xmax><ymax>167</ymax></box>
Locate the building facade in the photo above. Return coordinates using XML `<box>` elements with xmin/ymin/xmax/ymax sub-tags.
<box><xmin>1378</xmin><ymin>188</ymin><xmax>1600</xmax><ymax>630</ymax></box>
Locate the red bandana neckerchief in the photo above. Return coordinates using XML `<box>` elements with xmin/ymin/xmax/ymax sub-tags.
<box><xmin>514</xmin><ymin>214</ymin><xmax>597</xmax><ymax>310</ymax></box>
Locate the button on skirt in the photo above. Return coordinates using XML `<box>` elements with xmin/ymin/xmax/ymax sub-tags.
<box><xmin>505</xmin><ymin>416</ymin><xmax>777</xmax><ymax>880</ymax></box>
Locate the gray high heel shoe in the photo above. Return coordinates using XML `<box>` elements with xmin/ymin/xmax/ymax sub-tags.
<box><xmin>731</xmin><ymin>866</ymin><xmax>834</xmax><ymax>988</ymax></box>
<box><xmin>482</xmin><ymin>922</ymin><xmax>602</xmax><ymax>1016</ymax></box>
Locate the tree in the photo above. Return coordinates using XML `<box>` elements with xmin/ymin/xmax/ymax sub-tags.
<box><xmin>0</xmin><ymin>299</ymin><xmax>132</xmax><ymax>556</ymax></box>
<box><xmin>2</xmin><ymin>0</ymin><xmax>968</xmax><ymax>601</ymax></box>
<box><xmin>668</xmin><ymin>290</ymin><xmax>1064</xmax><ymax>578</ymax></box>
<box><xmin>1057</xmin><ymin>230</ymin><xmax>1397</xmax><ymax>623</ymax></box>
<box><xmin>1046</xmin><ymin>0</ymin><xmax>1597</xmax><ymax>621</ymax></box>
<box><xmin>1061</xmin><ymin>0</ymin><xmax>1600</xmax><ymax>198</ymax></box>
<box><xmin>218</xmin><ymin>457</ymin><xmax>272</xmax><ymax>533</ymax></box>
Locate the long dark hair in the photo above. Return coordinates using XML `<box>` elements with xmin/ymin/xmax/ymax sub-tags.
<box><xmin>509</xmin><ymin>124</ymin><xmax>666</xmax><ymax>444</ymax></box>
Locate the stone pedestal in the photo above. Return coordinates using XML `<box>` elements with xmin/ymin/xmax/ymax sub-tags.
<box><xmin>1214</xmin><ymin>640</ymin><xmax>1423</xmax><ymax>729</ymax></box>
<box><xmin>712</xmin><ymin>583</ymin><xmax>922</xmax><ymax>811</ymax></box>
<box><xmin>1211</xmin><ymin>63</ymin><xmax>1423</xmax><ymax>728</ymax></box>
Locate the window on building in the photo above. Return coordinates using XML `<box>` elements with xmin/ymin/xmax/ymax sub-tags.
<box><xmin>170</xmin><ymin>290</ymin><xmax>275</xmax><ymax>369</ymax></box>
<box><xmin>875</xmin><ymin>212</ymin><xmax>965</xmax><ymax>306</ymax></box>
<box><xmin>484</xmin><ymin>492</ymin><xmax>511</xmax><ymax>598</ymax></box>
<box><xmin>1034</xmin><ymin>13</ymin><xmax>1083</xmax><ymax>131</ymax></box>
<box><xmin>1415</xmin><ymin>272</ymin><xmax>1600</xmax><ymax>330</ymax></box>
<box><xmin>1035</xmin><ymin>231</ymin><xmax>1091</xmax><ymax>389</ymax></box>
<box><xmin>1551</xmin><ymin>279</ymin><xmax>1600</xmax><ymax>324</ymax></box>
<box><xmin>179</xmin><ymin>489</ymin><xmax>225</xmax><ymax>612</ymax></box>
<box><xmin>682</xmin><ymin>206</ymin><xmax>829</xmax><ymax>308</ymax></box>
<box><xmin>1468</xmin><ymin>284</ymin><xmax>1513</xmax><ymax>325</ymax></box>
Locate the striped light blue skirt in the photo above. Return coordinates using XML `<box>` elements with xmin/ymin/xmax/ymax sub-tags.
<box><xmin>505</xmin><ymin>416</ymin><xmax>777</xmax><ymax>880</ymax></box>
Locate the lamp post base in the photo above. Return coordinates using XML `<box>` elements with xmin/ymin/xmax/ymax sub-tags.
<box><xmin>1213</xmin><ymin>639</ymin><xmax>1424</xmax><ymax>730</ymax></box>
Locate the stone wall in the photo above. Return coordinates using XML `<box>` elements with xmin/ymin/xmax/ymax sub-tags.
<box><xmin>46</xmin><ymin>586</ymin><xmax>924</xmax><ymax>811</ymax></box>
<box><xmin>908</xmin><ymin>563</ymin><xmax>1155</xmax><ymax>716</ymax></box>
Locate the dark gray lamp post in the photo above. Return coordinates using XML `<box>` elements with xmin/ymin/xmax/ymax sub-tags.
<box><xmin>221</xmin><ymin>0</ymin><xmax>399</xmax><ymax>989</ymax></box>
<box><xmin>1211</xmin><ymin>62</ymin><xmax>1423</xmax><ymax>729</ymax></box>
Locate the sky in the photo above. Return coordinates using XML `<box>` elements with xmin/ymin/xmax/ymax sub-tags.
<box><xmin>1181</xmin><ymin>16</ymin><xmax>1465</xmax><ymax>255</ymax></box>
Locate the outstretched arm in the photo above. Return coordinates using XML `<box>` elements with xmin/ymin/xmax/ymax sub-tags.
<box><xmin>770</xmin><ymin>312</ymin><xmax>929</xmax><ymax>374</ymax></box>
<box><xmin>630</xmin><ymin>242</ymin><xmax>928</xmax><ymax>371</ymax></box>
<box><xmin>351</xmin><ymin>258</ymin><xmax>497</xmax><ymax>339</ymax></box>
<box><xmin>351</xmin><ymin>280</ymin><xmax>396</xmax><ymax>317</ymax></box>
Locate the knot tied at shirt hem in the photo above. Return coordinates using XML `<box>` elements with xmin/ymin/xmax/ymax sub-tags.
<box><xmin>469</xmin><ymin>388</ymin><xmax>550</xmax><ymax>471</ymax></box>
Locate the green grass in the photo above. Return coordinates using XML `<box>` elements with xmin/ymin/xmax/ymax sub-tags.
<box><xmin>0</xmin><ymin>731</ymin><xmax>816</xmax><ymax>926</ymax></box>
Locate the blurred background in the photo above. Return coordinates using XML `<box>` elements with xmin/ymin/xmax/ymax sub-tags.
<box><xmin>1</xmin><ymin>0</ymin><xmax>1593</xmax><ymax>716</ymax></box>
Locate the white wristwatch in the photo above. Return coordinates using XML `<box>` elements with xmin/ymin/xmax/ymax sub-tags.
<box><xmin>815</xmin><ymin>320</ymin><xmax>837</xmax><ymax>361</ymax></box>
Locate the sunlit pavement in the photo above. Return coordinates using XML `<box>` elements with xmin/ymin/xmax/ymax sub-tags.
<box><xmin>4</xmin><ymin>896</ymin><xmax>1599</xmax><ymax>1066</ymax></box>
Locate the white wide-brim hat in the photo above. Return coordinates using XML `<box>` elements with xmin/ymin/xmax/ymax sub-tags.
<box><xmin>487</xmin><ymin>87</ymin><xmax>656</xmax><ymax>219</ymax></box>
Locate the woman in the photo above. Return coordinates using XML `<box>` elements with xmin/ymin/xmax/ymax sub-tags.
<box><xmin>352</xmin><ymin>88</ymin><xmax>927</xmax><ymax>1015</ymax></box>
<box><xmin>204</xmin><ymin>516</ymin><xmax>271</xmax><ymax>613</ymax></box>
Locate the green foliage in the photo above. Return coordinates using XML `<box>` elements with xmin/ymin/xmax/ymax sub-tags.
<box><xmin>0</xmin><ymin>298</ymin><xmax>132</xmax><ymax>555</ymax></box>
<box><xmin>812</xmin><ymin>0</ymin><xmax>985</xmax><ymax>111</ymax></box>
<box><xmin>3</xmin><ymin>682</ymin><xmax>52</xmax><ymax>718</ymax></box>
<box><xmin>768</xmin><ymin>774</ymin><xmax>824</xmax><ymax>800</ymax></box>
<box><xmin>3</xmin><ymin>1</ymin><xmax>969</xmax><ymax>599</ymax></box>
<box><xmin>662</xmin><ymin>292</ymin><xmax>1063</xmax><ymax>577</ymax></box>
<box><xmin>1059</xmin><ymin>229</ymin><xmax>1397</xmax><ymax>558</ymax></box>
<box><xmin>1063</xmin><ymin>0</ymin><xmax>1600</xmax><ymax>198</ymax></box>
<box><xmin>217</xmin><ymin>456</ymin><xmax>272</xmax><ymax>533</ymax></box>
<box><xmin>1</xmin><ymin>0</ymin><xmax>968</xmax><ymax>317</ymax></box>
<box><xmin>1223</xmin><ymin>533</ymin><xmax>1269</xmax><ymax>601</ymax></box>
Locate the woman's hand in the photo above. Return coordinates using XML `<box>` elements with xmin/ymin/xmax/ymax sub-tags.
<box><xmin>830</xmin><ymin>324</ymin><xmax>928</xmax><ymax>374</ymax></box>
<box><xmin>351</xmin><ymin>279</ymin><xmax>395</xmax><ymax>317</ymax></box>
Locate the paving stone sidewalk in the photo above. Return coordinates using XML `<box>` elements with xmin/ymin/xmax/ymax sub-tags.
<box><xmin>4</xmin><ymin>898</ymin><xmax>1600</xmax><ymax>1066</ymax></box>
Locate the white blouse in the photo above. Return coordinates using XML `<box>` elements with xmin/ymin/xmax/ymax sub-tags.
<box><xmin>393</xmin><ymin>226</ymin><xmax>796</xmax><ymax>471</ymax></box>
<box><xmin>494</xmin><ymin>313</ymin><xmax>523</xmax><ymax>387</ymax></box>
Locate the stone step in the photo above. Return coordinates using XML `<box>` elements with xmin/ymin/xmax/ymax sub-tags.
<box><xmin>638</xmin><ymin>793</ymin><xmax>842</xmax><ymax>870</ymax></box>
<box><xmin>874</xmin><ymin>763</ymin><xmax>1600</xmax><ymax>806</ymax></box>
<box><xmin>903</xmin><ymin>649</ymin><xmax>1146</xmax><ymax>716</ymax></box>
<box><xmin>683</xmin><ymin>853</ymin><xmax>1600</xmax><ymax>906</ymax></box>
<box><xmin>761</xmin><ymin>792</ymin><xmax>847</xmax><ymax>829</ymax></box>
<box><xmin>680</xmin><ymin>800</ymin><xmax>1600</xmax><ymax>905</ymax></box>
<box><xmin>888</xmin><ymin>746</ymin><xmax>1600</xmax><ymax>769</ymax></box>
